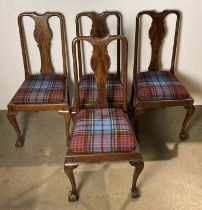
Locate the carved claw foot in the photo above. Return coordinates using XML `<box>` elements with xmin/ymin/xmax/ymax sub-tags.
<box><xmin>15</xmin><ymin>137</ymin><xmax>24</xmax><ymax>147</ymax></box>
<box><xmin>131</xmin><ymin>187</ymin><xmax>140</xmax><ymax>199</ymax></box>
<box><xmin>179</xmin><ymin>132</ymin><xmax>188</xmax><ymax>141</ymax></box>
<box><xmin>68</xmin><ymin>191</ymin><xmax>79</xmax><ymax>202</ymax></box>
<box><xmin>64</xmin><ymin>163</ymin><xmax>79</xmax><ymax>202</ymax></box>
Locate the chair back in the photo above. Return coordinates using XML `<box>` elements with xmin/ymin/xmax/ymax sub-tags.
<box><xmin>76</xmin><ymin>11</ymin><xmax>122</xmax><ymax>78</ymax></box>
<box><xmin>72</xmin><ymin>35</ymin><xmax>128</xmax><ymax>111</ymax></box>
<box><xmin>18</xmin><ymin>12</ymin><xmax>68</xmax><ymax>79</ymax></box>
<box><xmin>134</xmin><ymin>10</ymin><xmax>180</xmax><ymax>78</ymax></box>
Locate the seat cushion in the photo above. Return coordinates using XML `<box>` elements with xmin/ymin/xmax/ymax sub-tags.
<box><xmin>69</xmin><ymin>108</ymin><xmax>136</xmax><ymax>153</ymax></box>
<box><xmin>79</xmin><ymin>73</ymin><xmax>123</xmax><ymax>103</ymax></box>
<box><xmin>13</xmin><ymin>74</ymin><xmax>65</xmax><ymax>104</ymax></box>
<box><xmin>137</xmin><ymin>71</ymin><xmax>190</xmax><ymax>101</ymax></box>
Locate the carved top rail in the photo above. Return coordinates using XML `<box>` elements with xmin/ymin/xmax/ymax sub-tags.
<box><xmin>75</xmin><ymin>11</ymin><xmax>122</xmax><ymax>78</ymax></box>
<box><xmin>72</xmin><ymin>35</ymin><xmax>128</xmax><ymax>110</ymax></box>
<box><xmin>133</xmin><ymin>10</ymin><xmax>180</xmax><ymax>77</ymax></box>
<box><xmin>18</xmin><ymin>12</ymin><xmax>68</xmax><ymax>79</ymax></box>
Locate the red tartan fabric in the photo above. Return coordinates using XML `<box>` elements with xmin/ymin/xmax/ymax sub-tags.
<box><xmin>136</xmin><ymin>71</ymin><xmax>190</xmax><ymax>101</ymax></box>
<box><xmin>13</xmin><ymin>74</ymin><xmax>65</xmax><ymax>104</ymax></box>
<box><xmin>79</xmin><ymin>73</ymin><xmax>123</xmax><ymax>103</ymax></box>
<box><xmin>69</xmin><ymin>108</ymin><xmax>136</xmax><ymax>153</ymax></box>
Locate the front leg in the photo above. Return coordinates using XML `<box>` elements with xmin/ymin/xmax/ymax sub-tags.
<box><xmin>129</xmin><ymin>159</ymin><xmax>144</xmax><ymax>199</ymax></box>
<box><xmin>64</xmin><ymin>162</ymin><xmax>79</xmax><ymax>202</ymax></box>
<box><xmin>7</xmin><ymin>110</ymin><xmax>23</xmax><ymax>147</ymax></box>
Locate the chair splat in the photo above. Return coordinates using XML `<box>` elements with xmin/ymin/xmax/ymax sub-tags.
<box><xmin>135</xmin><ymin>10</ymin><xmax>180</xmax><ymax>73</ymax></box>
<box><xmin>148</xmin><ymin>11</ymin><xmax>167</xmax><ymax>71</ymax></box>
<box><xmin>19</xmin><ymin>13</ymin><xmax>55</xmax><ymax>75</ymax></box>
<box><xmin>91</xmin><ymin>42</ymin><xmax>111</xmax><ymax>108</ymax></box>
<box><xmin>32</xmin><ymin>14</ymin><xmax>54</xmax><ymax>74</ymax></box>
<box><xmin>89</xmin><ymin>12</ymin><xmax>110</xmax><ymax>38</ymax></box>
<box><xmin>32</xmin><ymin>13</ymin><xmax>54</xmax><ymax>74</ymax></box>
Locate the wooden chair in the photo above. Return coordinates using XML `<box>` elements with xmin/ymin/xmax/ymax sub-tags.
<box><xmin>131</xmin><ymin>10</ymin><xmax>195</xmax><ymax>140</ymax></box>
<box><xmin>73</xmin><ymin>11</ymin><xmax>124</xmax><ymax>109</ymax></box>
<box><xmin>7</xmin><ymin>12</ymin><xmax>70</xmax><ymax>147</ymax></box>
<box><xmin>64</xmin><ymin>35</ymin><xmax>144</xmax><ymax>202</ymax></box>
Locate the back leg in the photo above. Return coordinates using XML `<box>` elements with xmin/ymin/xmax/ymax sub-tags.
<box><xmin>179</xmin><ymin>105</ymin><xmax>195</xmax><ymax>140</ymax></box>
<box><xmin>7</xmin><ymin>110</ymin><xmax>23</xmax><ymax>147</ymax></box>
<box><xmin>134</xmin><ymin>108</ymin><xmax>144</xmax><ymax>142</ymax></box>
<box><xmin>59</xmin><ymin>110</ymin><xmax>71</xmax><ymax>145</ymax></box>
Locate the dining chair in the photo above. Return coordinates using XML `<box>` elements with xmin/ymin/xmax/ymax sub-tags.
<box><xmin>7</xmin><ymin>12</ymin><xmax>70</xmax><ymax>147</ymax></box>
<box><xmin>131</xmin><ymin>10</ymin><xmax>195</xmax><ymax>140</ymax></box>
<box><xmin>64</xmin><ymin>35</ymin><xmax>144</xmax><ymax>202</ymax></box>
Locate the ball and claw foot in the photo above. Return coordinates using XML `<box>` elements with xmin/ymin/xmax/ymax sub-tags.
<box><xmin>68</xmin><ymin>191</ymin><xmax>79</xmax><ymax>202</ymax></box>
<box><xmin>131</xmin><ymin>187</ymin><xmax>140</xmax><ymax>199</ymax></box>
<box><xmin>15</xmin><ymin>137</ymin><xmax>24</xmax><ymax>147</ymax></box>
<box><xmin>179</xmin><ymin>132</ymin><xmax>188</xmax><ymax>141</ymax></box>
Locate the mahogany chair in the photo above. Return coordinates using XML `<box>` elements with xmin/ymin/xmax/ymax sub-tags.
<box><xmin>131</xmin><ymin>10</ymin><xmax>195</xmax><ymax>140</ymax></box>
<box><xmin>64</xmin><ymin>35</ymin><xmax>144</xmax><ymax>202</ymax></box>
<box><xmin>7</xmin><ymin>12</ymin><xmax>70</xmax><ymax>147</ymax></box>
<box><xmin>74</xmin><ymin>11</ymin><xmax>124</xmax><ymax>109</ymax></box>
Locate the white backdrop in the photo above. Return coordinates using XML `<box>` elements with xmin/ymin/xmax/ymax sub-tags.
<box><xmin>0</xmin><ymin>0</ymin><xmax>202</xmax><ymax>109</ymax></box>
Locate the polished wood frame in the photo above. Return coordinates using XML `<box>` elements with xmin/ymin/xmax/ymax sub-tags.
<box><xmin>64</xmin><ymin>35</ymin><xmax>144</xmax><ymax>202</ymax></box>
<box><xmin>7</xmin><ymin>12</ymin><xmax>70</xmax><ymax>147</ymax></box>
<box><xmin>131</xmin><ymin>10</ymin><xmax>195</xmax><ymax>140</ymax></box>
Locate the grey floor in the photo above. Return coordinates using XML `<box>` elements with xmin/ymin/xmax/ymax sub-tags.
<box><xmin>0</xmin><ymin>106</ymin><xmax>202</xmax><ymax>210</ymax></box>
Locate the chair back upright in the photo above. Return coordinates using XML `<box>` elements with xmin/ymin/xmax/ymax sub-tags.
<box><xmin>134</xmin><ymin>10</ymin><xmax>180</xmax><ymax>78</ymax></box>
<box><xmin>72</xmin><ymin>35</ymin><xmax>128</xmax><ymax>111</ymax></box>
<box><xmin>18</xmin><ymin>12</ymin><xmax>68</xmax><ymax>79</ymax></box>
<box><xmin>76</xmin><ymin>11</ymin><xmax>121</xmax><ymax>78</ymax></box>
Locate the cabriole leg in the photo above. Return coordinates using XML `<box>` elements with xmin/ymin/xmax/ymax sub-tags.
<box><xmin>129</xmin><ymin>160</ymin><xmax>144</xmax><ymax>199</ymax></box>
<box><xmin>179</xmin><ymin>105</ymin><xmax>195</xmax><ymax>140</ymax></box>
<box><xmin>7</xmin><ymin>110</ymin><xmax>23</xmax><ymax>147</ymax></box>
<box><xmin>64</xmin><ymin>163</ymin><xmax>79</xmax><ymax>202</ymax></box>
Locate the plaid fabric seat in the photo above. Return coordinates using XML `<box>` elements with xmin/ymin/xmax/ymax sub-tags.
<box><xmin>69</xmin><ymin>108</ymin><xmax>136</xmax><ymax>153</ymax></box>
<box><xmin>13</xmin><ymin>74</ymin><xmax>65</xmax><ymax>104</ymax></box>
<box><xmin>79</xmin><ymin>73</ymin><xmax>123</xmax><ymax>103</ymax></box>
<box><xmin>136</xmin><ymin>71</ymin><xmax>190</xmax><ymax>101</ymax></box>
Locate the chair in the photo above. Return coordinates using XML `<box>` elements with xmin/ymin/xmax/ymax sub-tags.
<box><xmin>64</xmin><ymin>35</ymin><xmax>144</xmax><ymax>202</ymax></box>
<box><xmin>131</xmin><ymin>10</ymin><xmax>195</xmax><ymax>140</ymax></box>
<box><xmin>74</xmin><ymin>11</ymin><xmax>124</xmax><ymax>109</ymax></box>
<box><xmin>7</xmin><ymin>12</ymin><xmax>70</xmax><ymax>147</ymax></box>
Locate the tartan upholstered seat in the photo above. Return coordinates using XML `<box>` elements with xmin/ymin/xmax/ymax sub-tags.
<box><xmin>79</xmin><ymin>73</ymin><xmax>123</xmax><ymax>103</ymax></box>
<box><xmin>136</xmin><ymin>71</ymin><xmax>190</xmax><ymax>101</ymax></box>
<box><xmin>13</xmin><ymin>74</ymin><xmax>65</xmax><ymax>104</ymax></box>
<box><xmin>69</xmin><ymin>108</ymin><xmax>136</xmax><ymax>153</ymax></box>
